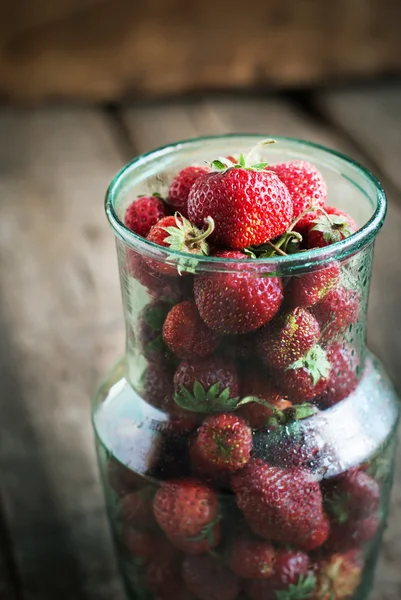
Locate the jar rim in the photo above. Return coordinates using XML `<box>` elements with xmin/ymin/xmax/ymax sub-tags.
<box><xmin>105</xmin><ymin>134</ymin><xmax>387</xmax><ymax>270</ymax></box>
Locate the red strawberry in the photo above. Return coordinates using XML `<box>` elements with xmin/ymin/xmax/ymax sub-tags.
<box><xmin>229</xmin><ymin>536</ymin><xmax>275</xmax><ymax>579</ymax></box>
<box><xmin>277</xmin><ymin>344</ymin><xmax>331</xmax><ymax>402</ymax></box>
<box><xmin>192</xmin><ymin>413</ymin><xmax>252</xmax><ymax>473</ymax></box>
<box><xmin>239</xmin><ymin>368</ymin><xmax>292</xmax><ymax>428</ymax></box>
<box><xmin>127</xmin><ymin>250</ymin><xmax>179</xmax><ymax>296</ymax></box>
<box><xmin>141</xmin><ymin>361</ymin><xmax>175</xmax><ymax>413</ymax></box>
<box><xmin>194</xmin><ymin>251</ymin><xmax>283</xmax><ymax>334</ymax></box>
<box><xmin>188</xmin><ymin>163</ymin><xmax>293</xmax><ymax>249</ymax></box>
<box><xmin>308</xmin><ymin>206</ymin><xmax>358</xmax><ymax>249</ymax></box>
<box><xmin>245</xmin><ymin>549</ymin><xmax>313</xmax><ymax>600</ymax></box>
<box><xmin>146</xmin><ymin>551</ymin><xmax>196</xmax><ymax>600</ymax></box>
<box><xmin>117</xmin><ymin>488</ymin><xmax>156</xmax><ymax>529</ymax></box>
<box><xmin>162</xmin><ymin>301</ymin><xmax>219</xmax><ymax>359</ymax></box>
<box><xmin>182</xmin><ymin>555</ymin><xmax>239</xmax><ymax>600</ymax></box>
<box><xmin>123</xmin><ymin>529</ymin><xmax>160</xmax><ymax>562</ymax></box>
<box><xmin>269</xmin><ymin>160</ymin><xmax>327</xmax><ymax>229</ymax></box>
<box><xmin>137</xmin><ymin>300</ymin><xmax>171</xmax><ymax>361</ymax></box>
<box><xmin>189</xmin><ymin>437</ymin><xmax>231</xmax><ymax>488</ymax></box>
<box><xmin>153</xmin><ymin>479</ymin><xmax>220</xmax><ymax>552</ymax></box>
<box><xmin>124</xmin><ymin>194</ymin><xmax>169</xmax><ymax>237</ymax></box>
<box><xmin>324</xmin><ymin>469</ymin><xmax>380</xmax><ymax>522</ymax></box>
<box><xmin>288</xmin><ymin>264</ymin><xmax>341</xmax><ymax>308</ymax></box>
<box><xmin>316</xmin><ymin>342</ymin><xmax>359</xmax><ymax>408</ymax></box>
<box><xmin>312</xmin><ymin>551</ymin><xmax>362</xmax><ymax>599</ymax></box>
<box><xmin>258</xmin><ymin>307</ymin><xmax>320</xmax><ymax>369</ymax></box>
<box><xmin>168</xmin><ymin>166</ymin><xmax>210</xmax><ymax>217</ymax></box>
<box><xmin>232</xmin><ymin>459</ymin><xmax>329</xmax><ymax>550</ymax></box>
<box><xmin>173</xmin><ymin>357</ymin><xmax>240</xmax><ymax>413</ymax></box>
<box><xmin>325</xmin><ymin>514</ymin><xmax>379</xmax><ymax>552</ymax></box>
<box><xmin>146</xmin><ymin>215</ymin><xmax>214</xmax><ymax>276</ymax></box>
<box><xmin>311</xmin><ymin>286</ymin><xmax>360</xmax><ymax>343</ymax></box>
<box><xmin>106</xmin><ymin>458</ymin><xmax>141</xmax><ymax>497</ymax></box>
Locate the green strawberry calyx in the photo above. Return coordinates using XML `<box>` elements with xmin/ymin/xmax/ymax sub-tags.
<box><xmin>186</xmin><ymin>515</ymin><xmax>222</xmax><ymax>545</ymax></box>
<box><xmin>287</xmin><ymin>345</ymin><xmax>331</xmax><ymax>386</ymax></box>
<box><xmin>275</xmin><ymin>573</ymin><xmax>317</xmax><ymax>600</ymax></box>
<box><xmin>174</xmin><ymin>381</ymin><xmax>240</xmax><ymax>413</ymax></box>
<box><xmin>163</xmin><ymin>213</ymin><xmax>215</xmax><ymax>256</ymax></box>
<box><xmin>311</xmin><ymin>210</ymin><xmax>353</xmax><ymax>244</ymax></box>
<box><xmin>325</xmin><ymin>491</ymin><xmax>352</xmax><ymax>524</ymax></box>
<box><xmin>208</xmin><ymin>140</ymin><xmax>276</xmax><ymax>173</ymax></box>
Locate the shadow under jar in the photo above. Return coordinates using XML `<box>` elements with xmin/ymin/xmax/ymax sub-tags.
<box><xmin>93</xmin><ymin>135</ymin><xmax>400</xmax><ymax>600</ymax></box>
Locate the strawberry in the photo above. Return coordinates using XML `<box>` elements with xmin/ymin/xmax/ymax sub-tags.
<box><xmin>311</xmin><ymin>286</ymin><xmax>360</xmax><ymax>343</ymax></box>
<box><xmin>141</xmin><ymin>361</ymin><xmax>175</xmax><ymax>412</ymax></box>
<box><xmin>308</xmin><ymin>206</ymin><xmax>357</xmax><ymax>249</ymax></box>
<box><xmin>232</xmin><ymin>459</ymin><xmax>329</xmax><ymax>550</ymax></box>
<box><xmin>137</xmin><ymin>300</ymin><xmax>171</xmax><ymax>361</ymax></box>
<box><xmin>153</xmin><ymin>479</ymin><xmax>220</xmax><ymax>552</ymax></box>
<box><xmin>194</xmin><ymin>251</ymin><xmax>283</xmax><ymax>334</ymax></box>
<box><xmin>146</xmin><ymin>214</ymin><xmax>214</xmax><ymax>275</ymax></box>
<box><xmin>146</xmin><ymin>551</ymin><xmax>196</xmax><ymax>600</ymax></box>
<box><xmin>325</xmin><ymin>514</ymin><xmax>379</xmax><ymax>552</ymax></box>
<box><xmin>277</xmin><ymin>345</ymin><xmax>331</xmax><ymax>402</ymax></box>
<box><xmin>269</xmin><ymin>160</ymin><xmax>327</xmax><ymax>230</ymax></box>
<box><xmin>287</xmin><ymin>264</ymin><xmax>341</xmax><ymax>308</ymax></box>
<box><xmin>162</xmin><ymin>301</ymin><xmax>219</xmax><ymax>359</ymax></box>
<box><xmin>189</xmin><ymin>438</ymin><xmax>231</xmax><ymax>488</ymax></box>
<box><xmin>182</xmin><ymin>555</ymin><xmax>240</xmax><ymax>600</ymax></box>
<box><xmin>312</xmin><ymin>551</ymin><xmax>362</xmax><ymax>599</ymax></box>
<box><xmin>117</xmin><ymin>488</ymin><xmax>156</xmax><ymax>529</ymax></box>
<box><xmin>258</xmin><ymin>307</ymin><xmax>320</xmax><ymax>369</ymax></box>
<box><xmin>316</xmin><ymin>342</ymin><xmax>359</xmax><ymax>408</ymax></box>
<box><xmin>239</xmin><ymin>367</ymin><xmax>292</xmax><ymax>428</ymax></box>
<box><xmin>106</xmin><ymin>458</ymin><xmax>142</xmax><ymax>497</ymax></box>
<box><xmin>188</xmin><ymin>160</ymin><xmax>293</xmax><ymax>249</ymax></box>
<box><xmin>168</xmin><ymin>166</ymin><xmax>210</xmax><ymax>217</ymax></box>
<box><xmin>173</xmin><ymin>357</ymin><xmax>240</xmax><ymax>413</ymax></box>
<box><xmin>228</xmin><ymin>536</ymin><xmax>275</xmax><ymax>579</ymax></box>
<box><xmin>192</xmin><ymin>413</ymin><xmax>252</xmax><ymax>473</ymax></box>
<box><xmin>127</xmin><ymin>250</ymin><xmax>178</xmax><ymax>295</ymax></box>
<box><xmin>323</xmin><ymin>469</ymin><xmax>380</xmax><ymax>522</ymax></box>
<box><xmin>123</xmin><ymin>529</ymin><xmax>160</xmax><ymax>563</ymax></box>
<box><xmin>245</xmin><ymin>549</ymin><xmax>314</xmax><ymax>600</ymax></box>
<box><xmin>124</xmin><ymin>194</ymin><xmax>169</xmax><ymax>237</ymax></box>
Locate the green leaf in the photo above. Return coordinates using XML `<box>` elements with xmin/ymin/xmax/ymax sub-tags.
<box><xmin>247</xmin><ymin>162</ymin><xmax>268</xmax><ymax>170</ymax></box>
<box><xmin>194</xmin><ymin>380</ymin><xmax>206</xmax><ymax>401</ymax></box>
<box><xmin>243</xmin><ymin>248</ymin><xmax>257</xmax><ymax>258</ymax></box>
<box><xmin>174</xmin><ymin>382</ymin><xmax>240</xmax><ymax>413</ymax></box>
<box><xmin>210</xmin><ymin>159</ymin><xmax>229</xmax><ymax>170</ymax></box>
<box><xmin>144</xmin><ymin>335</ymin><xmax>165</xmax><ymax>356</ymax></box>
<box><xmin>275</xmin><ymin>573</ymin><xmax>316</xmax><ymax>600</ymax></box>
<box><xmin>287</xmin><ymin>345</ymin><xmax>331</xmax><ymax>386</ymax></box>
<box><xmin>142</xmin><ymin>306</ymin><xmax>168</xmax><ymax>330</ymax></box>
<box><xmin>151</xmin><ymin>192</ymin><xmax>162</xmax><ymax>198</ymax></box>
<box><xmin>238</xmin><ymin>153</ymin><xmax>246</xmax><ymax>167</ymax></box>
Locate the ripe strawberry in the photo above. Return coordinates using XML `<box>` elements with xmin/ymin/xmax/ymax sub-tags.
<box><xmin>168</xmin><ymin>166</ymin><xmax>210</xmax><ymax>217</ymax></box>
<box><xmin>127</xmin><ymin>250</ymin><xmax>179</xmax><ymax>296</ymax></box>
<box><xmin>124</xmin><ymin>194</ymin><xmax>169</xmax><ymax>237</ymax></box>
<box><xmin>173</xmin><ymin>357</ymin><xmax>240</xmax><ymax>413</ymax></box>
<box><xmin>277</xmin><ymin>344</ymin><xmax>331</xmax><ymax>402</ymax></box>
<box><xmin>258</xmin><ymin>307</ymin><xmax>320</xmax><ymax>369</ymax></box>
<box><xmin>311</xmin><ymin>286</ymin><xmax>360</xmax><ymax>343</ymax></box>
<box><xmin>146</xmin><ymin>214</ymin><xmax>214</xmax><ymax>275</ymax></box>
<box><xmin>194</xmin><ymin>251</ymin><xmax>283</xmax><ymax>334</ymax></box>
<box><xmin>325</xmin><ymin>514</ymin><xmax>379</xmax><ymax>552</ymax></box>
<box><xmin>117</xmin><ymin>488</ymin><xmax>156</xmax><ymax>529</ymax></box>
<box><xmin>189</xmin><ymin>438</ymin><xmax>232</xmax><ymax>488</ymax></box>
<box><xmin>231</xmin><ymin>459</ymin><xmax>329</xmax><ymax>550</ymax></box>
<box><xmin>106</xmin><ymin>458</ymin><xmax>142</xmax><ymax>497</ymax></box>
<box><xmin>269</xmin><ymin>160</ymin><xmax>327</xmax><ymax>230</ymax></box>
<box><xmin>123</xmin><ymin>529</ymin><xmax>160</xmax><ymax>562</ymax></box>
<box><xmin>192</xmin><ymin>413</ymin><xmax>252</xmax><ymax>473</ymax></box>
<box><xmin>153</xmin><ymin>479</ymin><xmax>220</xmax><ymax>552</ymax></box>
<box><xmin>316</xmin><ymin>342</ymin><xmax>359</xmax><ymax>408</ymax></box>
<box><xmin>308</xmin><ymin>206</ymin><xmax>357</xmax><ymax>249</ymax></box>
<box><xmin>312</xmin><ymin>551</ymin><xmax>362</xmax><ymax>599</ymax></box>
<box><xmin>287</xmin><ymin>264</ymin><xmax>341</xmax><ymax>308</ymax></box>
<box><xmin>239</xmin><ymin>367</ymin><xmax>292</xmax><ymax>428</ymax></box>
<box><xmin>182</xmin><ymin>555</ymin><xmax>239</xmax><ymax>600</ymax></box>
<box><xmin>188</xmin><ymin>163</ymin><xmax>293</xmax><ymax>249</ymax></box>
<box><xmin>228</xmin><ymin>536</ymin><xmax>275</xmax><ymax>579</ymax></box>
<box><xmin>146</xmin><ymin>551</ymin><xmax>196</xmax><ymax>600</ymax></box>
<box><xmin>162</xmin><ymin>301</ymin><xmax>219</xmax><ymax>359</ymax></box>
<box><xmin>323</xmin><ymin>469</ymin><xmax>380</xmax><ymax>522</ymax></box>
<box><xmin>137</xmin><ymin>300</ymin><xmax>171</xmax><ymax>362</ymax></box>
<box><xmin>245</xmin><ymin>550</ymin><xmax>314</xmax><ymax>600</ymax></box>
<box><xmin>141</xmin><ymin>361</ymin><xmax>174</xmax><ymax>412</ymax></box>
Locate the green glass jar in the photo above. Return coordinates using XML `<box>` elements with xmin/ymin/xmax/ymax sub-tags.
<box><xmin>93</xmin><ymin>136</ymin><xmax>400</xmax><ymax>600</ymax></box>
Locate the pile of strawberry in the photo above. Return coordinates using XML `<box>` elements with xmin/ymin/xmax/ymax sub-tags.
<box><xmin>112</xmin><ymin>148</ymin><xmax>379</xmax><ymax>599</ymax></box>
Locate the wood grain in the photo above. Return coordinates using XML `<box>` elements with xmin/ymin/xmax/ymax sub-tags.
<box><xmin>0</xmin><ymin>108</ymin><xmax>126</xmax><ymax>600</ymax></box>
<box><xmin>1</xmin><ymin>0</ymin><xmax>401</xmax><ymax>102</ymax></box>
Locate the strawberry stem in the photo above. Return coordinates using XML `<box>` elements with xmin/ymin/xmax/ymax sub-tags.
<box><xmin>188</xmin><ymin>216</ymin><xmax>215</xmax><ymax>245</ymax></box>
<box><xmin>267</xmin><ymin>240</ymin><xmax>287</xmax><ymax>256</ymax></box>
<box><xmin>287</xmin><ymin>203</ymin><xmax>319</xmax><ymax>233</ymax></box>
<box><xmin>318</xmin><ymin>205</ymin><xmax>335</xmax><ymax>226</ymax></box>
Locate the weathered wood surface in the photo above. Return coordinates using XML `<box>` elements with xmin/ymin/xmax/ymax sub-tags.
<box><xmin>0</xmin><ymin>91</ymin><xmax>400</xmax><ymax>600</ymax></box>
<box><xmin>1</xmin><ymin>0</ymin><xmax>401</xmax><ymax>102</ymax></box>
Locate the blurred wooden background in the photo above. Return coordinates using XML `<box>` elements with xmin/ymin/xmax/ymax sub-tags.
<box><xmin>1</xmin><ymin>0</ymin><xmax>401</xmax><ymax>102</ymax></box>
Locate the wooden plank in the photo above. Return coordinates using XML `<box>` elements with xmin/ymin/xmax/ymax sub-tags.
<box><xmin>0</xmin><ymin>108</ymin><xmax>126</xmax><ymax>600</ymax></box>
<box><xmin>2</xmin><ymin>0</ymin><xmax>401</xmax><ymax>103</ymax></box>
<box><xmin>123</xmin><ymin>95</ymin><xmax>401</xmax><ymax>600</ymax></box>
<box><xmin>318</xmin><ymin>84</ymin><xmax>401</xmax><ymax>195</ymax></box>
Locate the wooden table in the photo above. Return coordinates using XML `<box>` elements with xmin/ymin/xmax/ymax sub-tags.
<box><xmin>0</xmin><ymin>86</ymin><xmax>400</xmax><ymax>600</ymax></box>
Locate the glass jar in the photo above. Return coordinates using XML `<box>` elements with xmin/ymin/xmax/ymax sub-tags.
<box><xmin>93</xmin><ymin>136</ymin><xmax>400</xmax><ymax>600</ymax></box>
